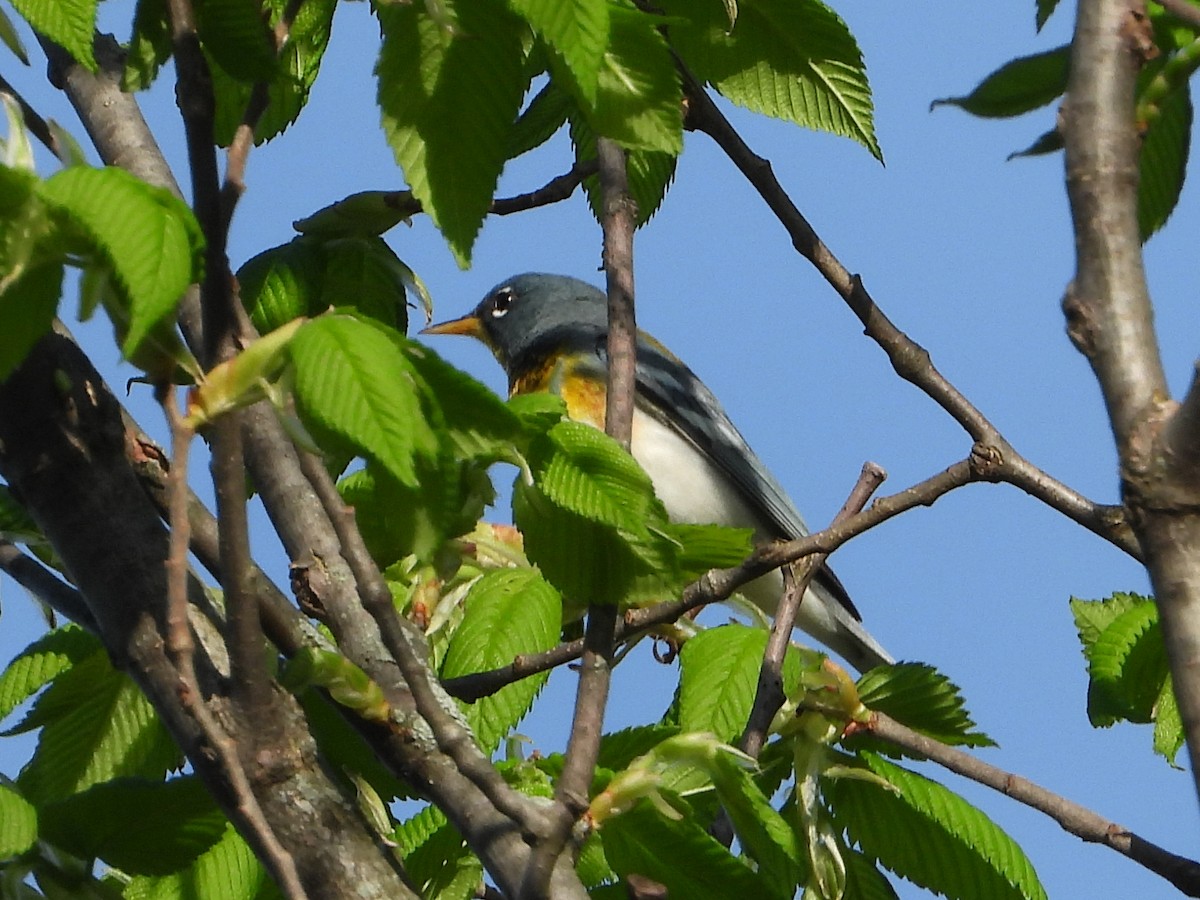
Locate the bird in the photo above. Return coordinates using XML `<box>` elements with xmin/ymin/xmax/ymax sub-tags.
<box><xmin>423</xmin><ymin>273</ymin><xmax>893</xmax><ymax>672</ymax></box>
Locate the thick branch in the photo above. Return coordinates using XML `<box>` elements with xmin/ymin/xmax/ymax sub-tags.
<box><xmin>1063</xmin><ymin>0</ymin><xmax>1200</xmax><ymax>791</ymax></box>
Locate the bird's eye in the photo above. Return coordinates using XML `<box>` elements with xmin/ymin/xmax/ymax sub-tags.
<box><xmin>490</xmin><ymin>286</ymin><xmax>515</xmax><ymax>318</ymax></box>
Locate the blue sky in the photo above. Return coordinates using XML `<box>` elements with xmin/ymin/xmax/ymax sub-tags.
<box><xmin>2</xmin><ymin>1</ymin><xmax>1198</xmax><ymax>897</ymax></box>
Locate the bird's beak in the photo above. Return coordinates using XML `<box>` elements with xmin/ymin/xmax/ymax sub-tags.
<box><xmin>421</xmin><ymin>312</ymin><xmax>486</xmax><ymax>341</ymax></box>
<box><xmin>417</xmin><ymin>309</ymin><xmax>482</xmax><ymax>338</ymax></box>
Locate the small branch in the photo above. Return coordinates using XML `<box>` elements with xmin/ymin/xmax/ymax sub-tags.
<box><xmin>740</xmin><ymin>463</ymin><xmax>887</xmax><ymax>760</ymax></box>
<box><xmin>869</xmin><ymin>712</ymin><xmax>1200</xmax><ymax>896</ymax></box>
<box><xmin>0</xmin><ymin>74</ymin><xmax>65</xmax><ymax>162</ymax></box>
<box><xmin>382</xmin><ymin>161</ymin><xmax>600</xmax><ymax>221</ymax></box>
<box><xmin>0</xmin><ymin>540</ymin><xmax>96</xmax><ymax>631</ymax></box>
<box><xmin>446</xmin><ymin>460</ymin><xmax>974</xmax><ymax>703</ymax></box>
<box><xmin>679</xmin><ymin>61</ymin><xmax>1142</xmax><ymax>561</ymax></box>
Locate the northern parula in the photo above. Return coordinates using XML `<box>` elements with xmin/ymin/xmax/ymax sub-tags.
<box><xmin>424</xmin><ymin>273</ymin><xmax>892</xmax><ymax>672</ymax></box>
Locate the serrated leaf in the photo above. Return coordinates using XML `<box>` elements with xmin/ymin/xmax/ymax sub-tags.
<box><xmin>289</xmin><ymin>315</ymin><xmax>439</xmax><ymax>487</ymax></box>
<box><xmin>1070</xmin><ymin>592</ymin><xmax>1146</xmax><ymax>651</ymax></box>
<box><xmin>601</xmin><ymin>799</ymin><xmax>769</xmax><ymax>897</ymax></box>
<box><xmin>585</xmin><ymin>4</ymin><xmax>681</xmax><ymax>153</ymax></box>
<box><xmin>0</xmin><ymin>260</ymin><xmax>61</xmax><ymax>381</ymax></box>
<box><xmin>512</xmin><ymin>420</ymin><xmax>672</xmax><ymax>607</ymax></box>
<box><xmin>508</xmin><ymin>79</ymin><xmax>572</xmax><ymax>158</ymax></box>
<box><xmin>678</xmin><ymin>624</ymin><xmax>810</xmax><ymax>744</ymax></box>
<box><xmin>709</xmin><ymin>752</ymin><xmax>804</xmax><ymax>897</ymax></box>
<box><xmin>403</xmin><ymin>341</ymin><xmax>521</xmax><ymax>459</ymax></box>
<box><xmin>510</xmin><ymin>0</ymin><xmax>608</xmax><ymax>104</ymax></box>
<box><xmin>1153</xmin><ymin>678</ymin><xmax>1185</xmax><ymax>766</ymax></box>
<box><xmin>571</xmin><ymin>113</ymin><xmax>677</xmax><ymax>226</ymax></box>
<box><xmin>0</xmin><ymin>5</ymin><xmax>30</xmax><ymax>65</ymax></box>
<box><xmin>1087</xmin><ymin>599</ymin><xmax>1167</xmax><ymax>726</ymax></box>
<box><xmin>321</xmin><ymin>237</ymin><xmax>411</xmax><ymax>331</ymax></box>
<box><xmin>209</xmin><ymin>0</ymin><xmax>337</xmax><ymax>145</ymax></box>
<box><xmin>377</xmin><ymin>0</ymin><xmax>528</xmax><ymax>266</ymax></box>
<box><xmin>854</xmin><ymin>662</ymin><xmax>995</xmax><ymax>749</ymax></box>
<box><xmin>197</xmin><ymin>0</ymin><xmax>278</xmax><ymax>83</ymax></box>
<box><xmin>8</xmin><ymin>0</ymin><xmax>97</xmax><ymax>71</ymax></box>
<box><xmin>237</xmin><ymin>237</ymin><xmax>324</xmax><ymax>334</ymax></box>
<box><xmin>1138</xmin><ymin>80</ymin><xmax>1190</xmax><ymax>241</ymax></box>
<box><xmin>665</xmin><ymin>0</ymin><xmax>879</xmax><ymax>159</ymax></box>
<box><xmin>0</xmin><ymin>783</ymin><xmax>37</xmax><ymax>858</ymax></box>
<box><xmin>299</xmin><ymin>689</ymin><xmax>410</xmax><ymax>801</ymax></box>
<box><xmin>122</xmin><ymin>825</ymin><xmax>279</xmax><ymax>900</ymax></box>
<box><xmin>123</xmin><ymin>0</ymin><xmax>172</xmax><ymax>91</ymax></box>
<box><xmin>38</xmin><ymin>776</ymin><xmax>226</xmax><ymax>874</ymax></box>
<box><xmin>932</xmin><ymin>46</ymin><xmax>1068</xmax><ymax>119</ymax></box>
<box><xmin>401</xmin><ymin>809</ymin><xmax>481</xmax><ymax>900</ymax></box>
<box><xmin>596</xmin><ymin>724</ymin><xmax>681</xmax><ymax>772</ymax></box>
<box><xmin>440</xmin><ymin>568</ymin><xmax>562</xmax><ymax>754</ymax></box>
<box><xmin>293</xmin><ymin>190</ymin><xmax>415</xmax><ymax>239</ymax></box>
<box><xmin>844</xmin><ymin>847</ymin><xmax>900</xmax><ymax>900</ymax></box>
<box><xmin>0</xmin><ymin>625</ymin><xmax>101</xmax><ymax>724</ymax></box>
<box><xmin>14</xmin><ymin>652</ymin><xmax>180</xmax><ymax>805</ymax></box>
<box><xmin>36</xmin><ymin>166</ymin><xmax>203</xmax><ymax>357</ymax></box>
<box><xmin>828</xmin><ymin>753</ymin><xmax>1046</xmax><ymax>900</ymax></box>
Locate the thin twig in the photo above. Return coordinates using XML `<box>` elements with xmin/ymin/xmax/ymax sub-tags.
<box><xmin>1156</xmin><ymin>0</ymin><xmax>1200</xmax><ymax>34</ymax></box>
<box><xmin>679</xmin><ymin>60</ymin><xmax>1142</xmax><ymax>562</ymax></box>
<box><xmin>382</xmin><ymin>161</ymin><xmax>600</xmax><ymax>220</ymax></box>
<box><xmin>0</xmin><ymin>540</ymin><xmax>96</xmax><ymax>631</ymax></box>
<box><xmin>0</xmin><ymin>75</ymin><xmax>64</xmax><ymax>162</ymax></box>
<box><xmin>869</xmin><ymin>712</ymin><xmax>1200</xmax><ymax>896</ymax></box>
<box><xmin>445</xmin><ymin>460</ymin><xmax>974</xmax><ymax>702</ymax></box>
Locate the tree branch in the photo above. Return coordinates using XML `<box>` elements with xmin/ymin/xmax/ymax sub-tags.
<box><xmin>1062</xmin><ymin>0</ymin><xmax>1200</xmax><ymax>794</ymax></box>
<box><xmin>679</xmin><ymin>61</ymin><xmax>1143</xmax><ymax>561</ymax></box>
<box><xmin>0</xmin><ymin>540</ymin><xmax>95</xmax><ymax>631</ymax></box>
<box><xmin>868</xmin><ymin>712</ymin><xmax>1200</xmax><ymax>896</ymax></box>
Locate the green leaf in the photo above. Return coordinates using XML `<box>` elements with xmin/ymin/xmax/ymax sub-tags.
<box><xmin>403</xmin><ymin>341</ymin><xmax>521</xmax><ymax>459</ymax></box>
<box><xmin>932</xmin><ymin>46</ymin><xmax>1069</xmax><ymax>119</ymax></box>
<box><xmin>12</xmin><ymin>651</ymin><xmax>181</xmax><ymax>805</ymax></box>
<box><xmin>36</xmin><ymin>166</ymin><xmax>204</xmax><ymax>358</ymax></box>
<box><xmin>197</xmin><ymin>0</ymin><xmax>278</xmax><ymax>83</ymax></box>
<box><xmin>854</xmin><ymin>662</ymin><xmax>995</xmax><ymax>749</ymax></box>
<box><xmin>1138</xmin><ymin>80</ymin><xmax>1190</xmax><ymax>241</ymax></box>
<box><xmin>844</xmin><ymin>847</ymin><xmax>900</xmax><ymax>900</ymax></box>
<box><xmin>596</xmin><ymin>724</ymin><xmax>681</xmax><ymax>772</ymax></box>
<box><xmin>399</xmin><ymin>807</ymin><xmax>482</xmax><ymax>900</ymax></box>
<box><xmin>583</xmin><ymin>4</ymin><xmax>681</xmax><ymax>153</ymax></box>
<box><xmin>570</xmin><ymin>113</ymin><xmax>677</xmax><ymax>226</ymax></box>
<box><xmin>238</xmin><ymin>237</ymin><xmax>324</xmax><ymax>334</ymax></box>
<box><xmin>376</xmin><ymin>0</ymin><xmax>528</xmax><ymax>266</ymax></box>
<box><xmin>440</xmin><ymin>569</ymin><xmax>562</xmax><ymax>754</ymax></box>
<box><xmin>601</xmin><ymin>799</ymin><xmax>770</xmax><ymax>897</ymax></box>
<box><xmin>1086</xmin><ymin>599</ymin><xmax>1167</xmax><ymax>726</ymax></box>
<box><xmin>1153</xmin><ymin>678</ymin><xmax>1185</xmax><ymax>766</ymax></box>
<box><xmin>8</xmin><ymin>0</ymin><xmax>97</xmax><ymax>71</ymax></box>
<box><xmin>320</xmin><ymin>237</ymin><xmax>412</xmax><ymax>332</ymax></box>
<box><xmin>38</xmin><ymin>776</ymin><xmax>226</xmax><ymax>875</ymax></box>
<box><xmin>1036</xmin><ymin>0</ymin><xmax>1063</xmax><ymax>31</ymax></box>
<box><xmin>0</xmin><ymin>625</ymin><xmax>101</xmax><ymax>724</ymax></box>
<box><xmin>508</xmin><ymin>79</ymin><xmax>572</xmax><ymax>158</ymax></box>
<box><xmin>709</xmin><ymin>752</ymin><xmax>804</xmax><ymax>897</ymax></box>
<box><xmin>509</xmin><ymin>0</ymin><xmax>608</xmax><ymax>104</ymax></box>
<box><xmin>122</xmin><ymin>825</ymin><xmax>280</xmax><ymax>900</ymax></box>
<box><xmin>678</xmin><ymin>624</ymin><xmax>812</xmax><ymax>743</ymax></box>
<box><xmin>298</xmin><ymin>689</ymin><xmax>410</xmax><ymax>802</ymax></box>
<box><xmin>209</xmin><ymin>0</ymin><xmax>337</xmax><ymax>145</ymax></box>
<box><xmin>828</xmin><ymin>753</ymin><xmax>1047</xmax><ymax>900</ymax></box>
<box><xmin>665</xmin><ymin>0</ymin><xmax>879</xmax><ymax>159</ymax></box>
<box><xmin>0</xmin><ymin>260</ymin><xmax>61</xmax><ymax>381</ymax></box>
<box><xmin>123</xmin><ymin>0</ymin><xmax>172</xmax><ymax>91</ymax></box>
<box><xmin>0</xmin><ymin>783</ymin><xmax>37</xmax><ymax>858</ymax></box>
<box><xmin>1070</xmin><ymin>592</ymin><xmax>1145</xmax><ymax>650</ymax></box>
<box><xmin>0</xmin><ymin>5</ymin><xmax>31</xmax><ymax>65</ymax></box>
<box><xmin>512</xmin><ymin>419</ymin><xmax>671</xmax><ymax>607</ymax></box>
<box><xmin>289</xmin><ymin>315</ymin><xmax>439</xmax><ymax>488</ymax></box>
<box><xmin>292</xmin><ymin>191</ymin><xmax>415</xmax><ymax>239</ymax></box>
